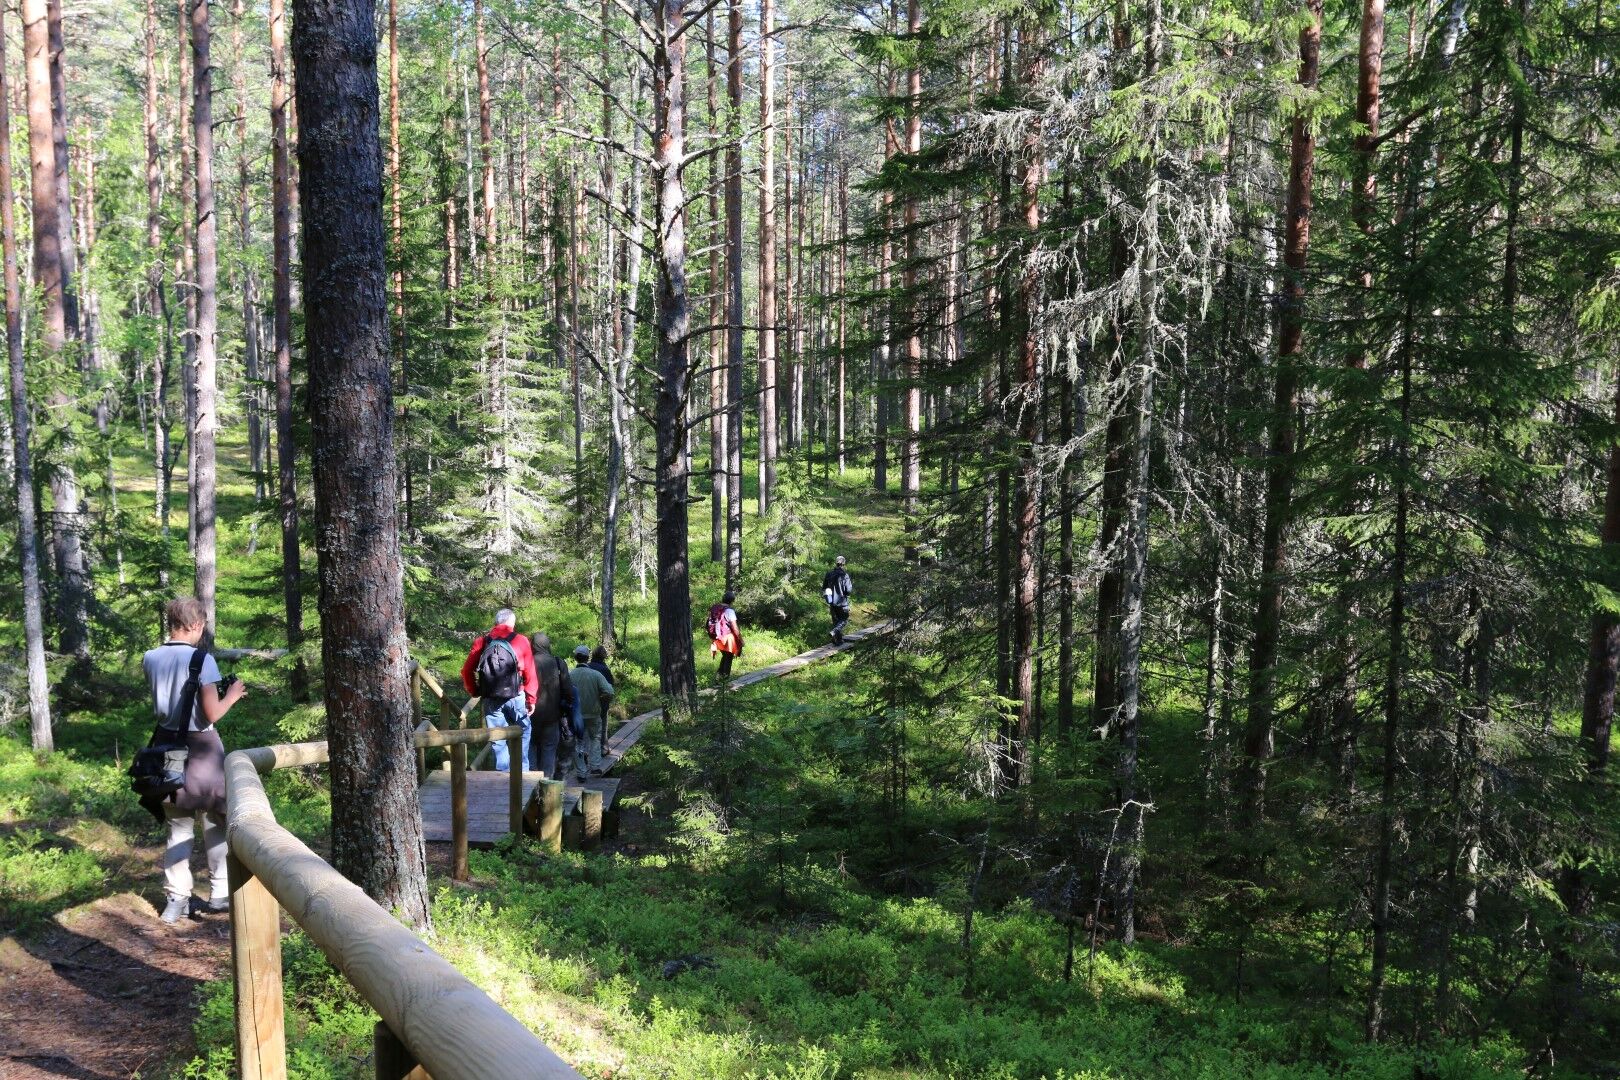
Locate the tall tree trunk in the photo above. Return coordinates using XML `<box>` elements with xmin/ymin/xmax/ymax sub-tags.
<box><xmin>1009</xmin><ymin>11</ymin><xmax>1045</xmax><ymax>785</ymax></box>
<box><xmin>1241</xmin><ymin>0</ymin><xmax>1321</xmax><ymax>825</ymax></box>
<box><xmin>233</xmin><ymin>0</ymin><xmax>265</xmax><ymax>505</ymax></box>
<box><xmin>177</xmin><ymin>0</ymin><xmax>198</xmax><ymax>557</ymax></box>
<box><xmin>1366</xmin><ymin>271</ymin><xmax>1414</xmax><ymax>1041</ymax></box>
<box><xmin>294</xmin><ymin>0</ymin><xmax>429</xmax><ymax>924</ymax></box>
<box><xmin>388</xmin><ymin>0</ymin><xmax>408</xmax><ymax>526</ymax></box>
<box><xmin>756</xmin><ymin>0</ymin><xmax>778</xmax><ymax>516</ymax></box>
<box><xmin>723</xmin><ymin>0</ymin><xmax>744</xmax><ymax>590</ymax></box>
<box><xmin>1330</xmin><ymin>0</ymin><xmax>1385</xmax><ymax>787</ymax></box>
<box><xmin>1</xmin><ymin>8</ymin><xmax>51</xmax><ymax>752</ymax></box>
<box><xmin>900</xmin><ymin>0</ymin><xmax>922</xmax><ymax>552</ymax></box>
<box><xmin>46</xmin><ymin>0</ymin><xmax>77</xmax><ymax>339</ymax></box>
<box><xmin>836</xmin><ymin>163</ymin><xmax>847</xmax><ymax>474</ymax></box>
<box><xmin>23</xmin><ymin>0</ymin><xmax>88</xmax><ymax>659</ymax></box>
<box><xmin>652</xmin><ymin>0</ymin><xmax>695</xmax><ymax>703</ymax></box>
<box><xmin>191</xmin><ymin>0</ymin><xmax>219</xmax><ymax>632</ymax></box>
<box><xmin>271</xmin><ymin>0</ymin><xmax>308</xmax><ymax>700</ymax></box>
<box><xmin>145</xmin><ymin>0</ymin><xmax>171</xmax><ymax>543</ymax></box>
<box><xmin>706</xmin><ymin>10</ymin><xmax>725</xmax><ymax>563</ymax></box>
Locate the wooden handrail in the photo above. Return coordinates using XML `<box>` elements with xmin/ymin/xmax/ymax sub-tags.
<box><xmin>225</xmin><ymin>726</ymin><xmax>577</xmax><ymax>1079</ymax></box>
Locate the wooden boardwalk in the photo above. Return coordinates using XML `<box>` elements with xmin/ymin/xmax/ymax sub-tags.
<box><xmin>424</xmin><ymin>620</ymin><xmax>895</xmax><ymax>845</ymax></box>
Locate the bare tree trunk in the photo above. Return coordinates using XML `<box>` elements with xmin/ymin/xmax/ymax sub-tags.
<box><xmin>756</xmin><ymin>0</ymin><xmax>778</xmax><ymax>516</ymax></box>
<box><xmin>23</xmin><ymin>0</ymin><xmax>88</xmax><ymax>659</ymax></box>
<box><xmin>900</xmin><ymin>0</ymin><xmax>922</xmax><ymax>550</ymax></box>
<box><xmin>177</xmin><ymin>0</ymin><xmax>198</xmax><ymax>557</ymax></box>
<box><xmin>191</xmin><ymin>0</ymin><xmax>220</xmax><ymax>632</ymax></box>
<box><xmin>1242</xmin><ymin>0</ymin><xmax>1321</xmax><ymax>825</ymax></box>
<box><xmin>706</xmin><ymin>10</ymin><xmax>725</xmax><ymax>563</ymax></box>
<box><xmin>46</xmin><ymin>0</ymin><xmax>77</xmax><ymax>339</ymax></box>
<box><xmin>271</xmin><ymin>0</ymin><xmax>308</xmax><ymax>700</ymax></box>
<box><xmin>836</xmin><ymin>163</ymin><xmax>847</xmax><ymax>474</ymax></box>
<box><xmin>294</xmin><ymin>0</ymin><xmax>429</xmax><ymax>924</ymax></box>
<box><xmin>1</xmin><ymin>8</ymin><xmax>51</xmax><ymax>752</ymax></box>
<box><xmin>234</xmin><ymin>0</ymin><xmax>265</xmax><ymax>505</ymax></box>
<box><xmin>1009</xmin><ymin>11</ymin><xmax>1044</xmax><ymax>785</ymax></box>
<box><xmin>145</xmin><ymin>0</ymin><xmax>171</xmax><ymax>542</ymax></box>
<box><xmin>723</xmin><ymin>0</ymin><xmax>744</xmax><ymax>590</ymax></box>
<box><xmin>651</xmin><ymin>0</ymin><xmax>695</xmax><ymax>703</ymax></box>
<box><xmin>388</xmin><ymin>0</ymin><xmax>408</xmax><ymax>527</ymax></box>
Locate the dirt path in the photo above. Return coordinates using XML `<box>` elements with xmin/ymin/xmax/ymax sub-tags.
<box><xmin>1</xmin><ymin>888</ymin><xmax>230</xmax><ymax>1080</ymax></box>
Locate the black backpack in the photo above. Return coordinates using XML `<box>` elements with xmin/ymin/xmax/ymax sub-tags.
<box><xmin>475</xmin><ymin>635</ymin><xmax>523</xmax><ymax>700</ymax></box>
<box><xmin>128</xmin><ymin>646</ymin><xmax>205</xmax><ymax>801</ymax></box>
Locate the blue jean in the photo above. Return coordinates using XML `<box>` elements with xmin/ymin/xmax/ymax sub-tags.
<box><xmin>484</xmin><ymin>696</ymin><xmax>531</xmax><ymax>773</ymax></box>
<box><xmin>531</xmin><ymin>717</ymin><xmax>561</xmax><ymax>778</ymax></box>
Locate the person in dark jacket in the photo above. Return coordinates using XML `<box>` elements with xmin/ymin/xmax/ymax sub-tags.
<box><xmin>821</xmin><ymin>555</ymin><xmax>853</xmax><ymax>644</ymax></box>
<box><xmin>527</xmin><ymin>632</ymin><xmax>577</xmax><ymax>778</ymax></box>
<box><xmin>142</xmin><ymin>596</ymin><xmax>247</xmax><ymax>924</ymax></box>
<box><xmin>588</xmin><ymin>644</ymin><xmax>616</xmax><ymax>688</ymax></box>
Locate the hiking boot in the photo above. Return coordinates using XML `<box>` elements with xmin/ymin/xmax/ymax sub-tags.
<box><xmin>196</xmin><ymin>897</ymin><xmax>230</xmax><ymax>915</ymax></box>
<box><xmin>160</xmin><ymin>896</ymin><xmax>190</xmax><ymax>924</ymax></box>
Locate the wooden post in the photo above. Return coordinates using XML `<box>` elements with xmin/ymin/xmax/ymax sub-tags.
<box><xmin>374</xmin><ymin>1019</ymin><xmax>430</xmax><ymax>1079</ymax></box>
<box><xmin>229</xmin><ymin>851</ymin><xmax>286</xmax><ymax>1079</ymax></box>
<box><xmin>537</xmin><ymin>778</ymin><xmax>564</xmax><ymax>853</ymax></box>
<box><xmin>411</xmin><ymin>670</ymin><xmax>425</xmax><ymax>780</ymax></box>
<box><xmin>507</xmin><ymin>733</ymin><xmax>523</xmax><ymax>834</ymax></box>
<box><xmin>562</xmin><ymin>813</ymin><xmax>583</xmax><ymax>850</ymax></box>
<box><xmin>450</xmin><ymin>740</ymin><xmax>468</xmax><ymax>882</ymax></box>
<box><xmin>581</xmin><ymin>787</ymin><xmax>603</xmax><ymax>850</ymax></box>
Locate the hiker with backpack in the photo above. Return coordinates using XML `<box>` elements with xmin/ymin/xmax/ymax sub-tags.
<box><xmin>139</xmin><ymin>596</ymin><xmax>247</xmax><ymax>925</ymax></box>
<box><xmin>569</xmin><ymin>645</ymin><xmax>616</xmax><ymax>780</ymax></box>
<box><xmin>526</xmin><ymin>632</ymin><xmax>580</xmax><ymax>778</ymax></box>
<box><xmin>822</xmin><ymin>555</ymin><xmax>853</xmax><ymax>645</ymax></box>
<box><xmin>460</xmin><ymin>608</ymin><xmax>539</xmax><ymax>773</ymax></box>
<box><xmin>706</xmin><ymin>591</ymin><xmax>743</xmax><ymax>680</ymax></box>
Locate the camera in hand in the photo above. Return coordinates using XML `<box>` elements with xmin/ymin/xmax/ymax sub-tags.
<box><xmin>219</xmin><ymin>673</ymin><xmax>240</xmax><ymax>694</ymax></box>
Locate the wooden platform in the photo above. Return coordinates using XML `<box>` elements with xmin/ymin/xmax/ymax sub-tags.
<box><xmin>420</xmin><ymin>771</ymin><xmax>621</xmax><ymax>846</ymax></box>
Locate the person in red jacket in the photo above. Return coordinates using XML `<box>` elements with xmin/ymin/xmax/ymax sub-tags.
<box><xmin>706</xmin><ymin>591</ymin><xmax>743</xmax><ymax>680</ymax></box>
<box><xmin>461</xmin><ymin>608</ymin><xmax>539</xmax><ymax>772</ymax></box>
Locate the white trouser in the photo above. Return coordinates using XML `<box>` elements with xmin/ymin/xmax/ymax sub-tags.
<box><xmin>164</xmin><ymin>804</ymin><xmax>227</xmax><ymax>902</ymax></box>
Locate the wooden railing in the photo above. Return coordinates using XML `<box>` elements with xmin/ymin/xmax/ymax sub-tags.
<box><xmin>224</xmin><ymin>723</ymin><xmax>580</xmax><ymax>1079</ymax></box>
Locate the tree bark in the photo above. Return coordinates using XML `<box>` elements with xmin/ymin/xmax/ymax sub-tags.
<box><xmin>45</xmin><ymin>0</ymin><xmax>77</xmax><ymax>340</ymax></box>
<box><xmin>1241</xmin><ymin>0</ymin><xmax>1321</xmax><ymax>825</ymax></box>
<box><xmin>1</xmin><ymin>7</ymin><xmax>52</xmax><ymax>752</ymax></box>
<box><xmin>756</xmin><ymin>0</ymin><xmax>778</xmax><ymax>516</ymax></box>
<box><xmin>293</xmin><ymin>0</ymin><xmax>430</xmax><ymax>924</ymax></box>
<box><xmin>145</xmin><ymin>0</ymin><xmax>172</xmax><ymax>542</ymax></box>
<box><xmin>23</xmin><ymin>0</ymin><xmax>89</xmax><ymax>660</ymax></box>
<box><xmin>723</xmin><ymin>0</ymin><xmax>744</xmax><ymax>590</ymax></box>
<box><xmin>1009</xmin><ymin>11</ymin><xmax>1045</xmax><ymax>785</ymax></box>
<box><xmin>271</xmin><ymin>0</ymin><xmax>308</xmax><ymax>700</ymax></box>
<box><xmin>651</xmin><ymin>0</ymin><xmax>696</xmax><ymax>704</ymax></box>
<box><xmin>706</xmin><ymin>10</ymin><xmax>724</xmax><ymax>563</ymax></box>
<box><xmin>234</xmin><ymin>0</ymin><xmax>265</xmax><ymax>505</ymax></box>
<box><xmin>191</xmin><ymin>0</ymin><xmax>220</xmax><ymax>632</ymax></box>
<box><xmin>900</xmin><ymin>0</ymin><xmax>922</xmax><ymax>550</ymax></box>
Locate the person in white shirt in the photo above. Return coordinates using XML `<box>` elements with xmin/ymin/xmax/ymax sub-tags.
<box><xmin>141</xmin><ymin>597</ymin><xmax>247</xmax><ymax>924</ymax></box>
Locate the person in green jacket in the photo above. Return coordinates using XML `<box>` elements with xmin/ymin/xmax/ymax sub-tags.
<box><xmin>569</xmin><ymin>645</ymin><xmax>616</xmax><ymax>779</ymax></box>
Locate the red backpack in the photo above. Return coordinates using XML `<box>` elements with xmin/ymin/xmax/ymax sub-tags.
<box><xmin>705</xmin><ymin>603</ymin><xmax>728</xmax><ymax>640</ymax></box>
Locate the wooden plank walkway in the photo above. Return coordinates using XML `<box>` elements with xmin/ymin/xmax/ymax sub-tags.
<box><xmin>422</xmin><ymin>620</ymin><xmax>894</xmax><ymax>845</ymax></box>
<box><xmin>421</xmin><ymin>772</ymin><xmax>622</xmax><ymax>845</ymax></box>
<box><xmin>602</xmin><ymin>619</ymin><xmax>895</xmax><ymax>770</ymax></box>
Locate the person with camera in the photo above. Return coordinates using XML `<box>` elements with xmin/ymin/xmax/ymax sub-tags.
<box><xmin>141</xmin><ymin>597</ymin><xmax>247</xmax><ymax>924</ymax></box>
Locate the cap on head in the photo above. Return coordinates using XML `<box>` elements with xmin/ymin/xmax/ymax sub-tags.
<box><xmin>835</xmin><ymin>555</ymin><xmax>846</xmax><ymax>566</ymax></box>
<box><xmin>573</xmin><ymin>644</ymin><xmax>591</xmax><ymax>660</ymax></box>
<box><xmin>495</xmin><ymin>607</ymin><xmax>517</xmax><ymax>628</ymax></box>
<box><xmin>722</xmin><ymin>591</ymin><xmax>736</xmax><ymax>605</ymax></box>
